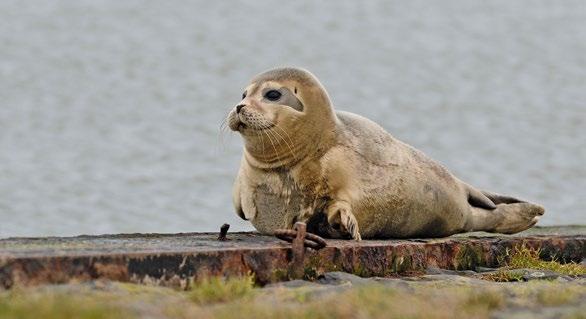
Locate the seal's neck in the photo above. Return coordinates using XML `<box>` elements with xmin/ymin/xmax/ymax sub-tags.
<box><xmin>243</xmin><ymin>117</ymin><xmax>336</xmax><ymax>170</ymax></box>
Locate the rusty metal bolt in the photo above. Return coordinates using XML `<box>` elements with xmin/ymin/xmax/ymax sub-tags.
<box><xmin>275</xmin><ymin>223</ymin><xmax>327</xmax><ymax>279</ymax></box>
<box><xmin>274</xmin><ymin>226</ymin><xmax>327</xmax><ymax>250</ymax></box>
<box><xmin>290</xmin><ymin>222</ymin><xmax>306</xmax><ymax>279</ymax></box>
<box><xmin>218</xmin><ymin>223</ymin><xmax>230</xmax><ymax>241</ymax></box>
<box><xmin>274</xmin><ymin>222</ymin><xmax>305</xmax><ymax>279</ymax></box>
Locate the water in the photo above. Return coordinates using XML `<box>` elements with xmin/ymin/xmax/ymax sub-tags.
<box><xmin>1</xmin><ymin>0</ymin><xmax>584</xmax><ymax>237</ymax></box>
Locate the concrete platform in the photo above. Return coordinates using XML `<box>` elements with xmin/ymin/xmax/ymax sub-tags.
<box><xmin>1</xmin><ymin>226</ymin><xmax>584</xmax><ymax>289</ymax></box>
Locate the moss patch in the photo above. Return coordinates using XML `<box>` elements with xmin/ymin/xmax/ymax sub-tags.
<box><xmin>455</xmin><ymin>244</ymin><xmax>484</xmax><ymax>270</ymax></box>
<box><xmin>188</xmin><ymin>274</ymin><xmax>255</xmax><ymax>304</ymax></box>
<box><xmin>0</xmin><ymin>288</ymin><xmax>135</xmax><ymax>319</ymax></box>
<box><xmin>463</xmin><ymin>290</ymin><xmax>505</xmax><ymax>312</ymax></box>
<box><xmin>481</xmin><ymin>269</ymin><xmax>524</xmax><ymax>282</ymax></box>
<box><xmin>483</xmin><ymin>243</ymin><xmax>586</xmax><ymax>281</ymax></box>
<box><xmin>210</xmin><ymin>285</ymin><xmax>510</xmax><ymax>319</ymax></box>
<box><xmin>506</xmin><ymin>244</ymin><xmax>586</xmax><ymax>276</ymax></box>
<box><xmin>271</xmin><ymin>268</ymin><xmax>289</xmax><ymax>282</ymax></box>
<box><xmin>1</xmin><ymin>277</ymin><xmax>585</xmax><ymax>319</ymax></box>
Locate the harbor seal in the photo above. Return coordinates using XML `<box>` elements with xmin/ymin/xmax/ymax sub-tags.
<box><xmin>227</xmin><ymin>67</ymin><xmax>544</xmax><ymax>240</ymax></box>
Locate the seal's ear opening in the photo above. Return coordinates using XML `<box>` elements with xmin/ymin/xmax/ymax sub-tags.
<box><xmin>294</xmin><ymin>87</ymin><xmax>297</xmax><ymax>94</ymax></box>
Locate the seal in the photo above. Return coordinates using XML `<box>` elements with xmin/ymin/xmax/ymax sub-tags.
<box><xmin>227</xmin><ymin>67</ymin><xmax>545</xmax><ymax>240</ymax></box>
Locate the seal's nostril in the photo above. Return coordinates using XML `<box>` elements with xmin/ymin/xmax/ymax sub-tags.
<box><xmin>236</xmin><ymin>104</ymin><xmax>245</xmax><ymax>113</ymax></box>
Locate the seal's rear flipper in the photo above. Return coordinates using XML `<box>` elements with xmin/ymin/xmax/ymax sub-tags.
<box><xmin>491</xmin><ymin>202</ymin><xmax>545</xmax><ymax>234</ymax></box>
<box><xmin>466</xmin><ymin>185</ymin><xmax>496</xmax><ymax>210</ymax></box>
<box><xmin>481</xmin><ymin>191</ymin><xmax>524</xmax><ymax>205</ymax></box>
<box><xmin>467</xmin><ymin>202</ymin><xmax>545</xmax><ymax>234</ymax></box>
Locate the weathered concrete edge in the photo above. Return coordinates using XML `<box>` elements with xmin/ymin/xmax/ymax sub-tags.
<box><xmin>1</xmin><ymin>235</ymin><xmax>584</xmax><ymax>289</ymax></box>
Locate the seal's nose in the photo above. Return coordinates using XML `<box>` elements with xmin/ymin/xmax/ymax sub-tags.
<box><xmin>236</xmin><ymin>104</ymin><xmax>245</xmax><ymax>113</ymax></box>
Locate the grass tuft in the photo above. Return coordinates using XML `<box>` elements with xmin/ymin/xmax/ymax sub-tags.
<box><xmin>481</xmin><ymin>269</ymin><xmax>524</xmax><ymax>282</ymax></box>
<box><xmin>464</xmin><ymin>290</ymin><xmax>505</xmax><ymax>310</ymax></box>
<box><xmin>188</xmin><ymin>274</ymin><xmax>255</xmax><ymax>304</ymax></box>
<box><xmin>506</xmin><ymin>244</ymin><xmax>585</xmax><ymax>275</ymax></box>
<box><xmin>482</xmin><ymin>243</ymin><xmax>586</xmax><ymax>281</ymax></box>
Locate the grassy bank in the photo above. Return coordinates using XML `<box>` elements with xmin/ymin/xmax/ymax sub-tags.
<box><xmin>1</xmin><ymin>275</ymin><xmax>585</xmax><ymax>319</ymax></box>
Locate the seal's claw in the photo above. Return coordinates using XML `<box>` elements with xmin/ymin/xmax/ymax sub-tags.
<box><xmin>341</xmin><ymin>208</ymin><xmax>362</xmax><ymax>241</ymax></box>
<box><xmin>326</xmin><ymin>201</ymin><xmax>362</xmax><ymax>240</ymax></box>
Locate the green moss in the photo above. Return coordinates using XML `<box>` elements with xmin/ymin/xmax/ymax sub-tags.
<box><xmin>464</xmin><ymin>290</ymin><xmax>505</xmax><ymax>310</ymax></box>
<box><xmin>352</xmin><ymin>263</ymin><xmax>369</xmax><ymax>277</ymax></box>
<box><xmin>211</xmin><ymin>284</ymin><xmax>508</xmax><ymax>319</ymax></box>
<box><xmin>117</xmin><ymin>282</ymin><xmax>173</xmax><ymax>294</ymax></box>
<box><xmin>564</xmin><ymin>310</ymin><xmax>586</xmax><ymax>319</ymax></box>
<box><xmin>481</xmin><ymin>269</ymin><xmax>524</xmax><ymax>282</ymax></box>
<box><xmin>535</xmin><ymin>287</ymin><xmax>580</xmax><ymax>306</ymax></box>
<box><xmin>271</xmin><ymin>268</ymin><xmax>289</xmax><ymax>282</ymax></box>
<box><xmin>483</xmin><ymin>243</ymin><xmax>586</xmax><ymax>282</ymax></box>
<box><xmin>0</xmin><ymin>290</ymin><xmax>134</xmax><ymax>319</ymax></box>
<box><xmin>188</xmin><ymin>274</ymin><xmax>255</xmax><ymax>304</ymax></box>
<box><xmin>1</xmin><ymin>278</ymin><xmax>584</xmax><ymax>319</ymax></box>
<box><xmin>455</xmin><ymin>245</ymin><xmax>484</xmax><ymax>270</ymax></box>
<box><xmin>506</xmin><ymin>281</ymin><xmax>586</xmax><ymax>309</ymax></box>
<box><xmin>303</xmin><ymin>266</ymin><xmax>319</xmax><ymax>281</ymax></box>
<box><xmin>302</xmin><ymin>254</ymin><xmax>337</xmax><ymax>280</ymax></box>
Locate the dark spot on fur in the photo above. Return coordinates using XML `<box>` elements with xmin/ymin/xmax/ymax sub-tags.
<box><xmin>424</xmin><ymin>183</ymin><xmax>440</xmax><ymax>201</ymax></box>
<box><xmin>417</xmin><ymin>216</ymin><xmax>449</xmax><ymax>238</ymax></box>
<box><xmin>423</xmin><ymin>184</ymin><xmax>433</xmax><ymax>193</ymax></box>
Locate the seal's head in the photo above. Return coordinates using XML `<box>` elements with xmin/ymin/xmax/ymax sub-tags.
<box><xmin>227</xmin><ymin>67</ymin><xmax>336</xmax><ymax>168</ymax></box>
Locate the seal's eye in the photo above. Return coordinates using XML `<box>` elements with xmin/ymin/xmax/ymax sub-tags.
<box><xmin>265</xmin><ymin>90</ymin><xmax>281</xmax><ymax>101</ymax></box>
<box><xmin>242</xmin><ymin>91</ymin><xmax>247</xmax><ymax>99</ymax></box>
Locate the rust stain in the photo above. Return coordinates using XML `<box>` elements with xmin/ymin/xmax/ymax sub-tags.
<box><xmin>0</xmin><ymin>230</ymin><xmax>584</xmax><ymax>289</ymax></box>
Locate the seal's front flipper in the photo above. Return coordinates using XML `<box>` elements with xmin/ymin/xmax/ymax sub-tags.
<box><xmin>466</xmin><ymin>185</ymin><xmax>497</xmax><ymax>210</ymax></box>
<box><xmin>326</xmin><ymin>201</ymin><xmax>362</xmax><ymax>241</ymax></box>
<box><xmin>233</xmin><ymin>172</ymin><xmax>255</xmax><ymax>220</ymax></box>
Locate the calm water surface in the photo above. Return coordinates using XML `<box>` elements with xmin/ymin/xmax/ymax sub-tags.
<box><xmin>0</xmin><ymin>1</ymin><xmax>585</xmax><ymax>237</ymax></box>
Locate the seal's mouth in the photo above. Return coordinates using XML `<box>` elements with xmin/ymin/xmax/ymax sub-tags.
<box><xmin>227</xmin><ymin>112</ymin><xmax>242</xmax><ymax>132</ymax></box>
<box><xmin>238</xmin><ymin>121</ymin><xmax>275</xmax><ymax>133</ymax></box>
<box><xmin>228</xmin><ymin>117</ymin><xmax>248</xmax><ymax>132</ymax></box>
<box><xmin>228</xmin><ymin>110</ymin><xmax>275</xmax><ymax>133</ymax></box>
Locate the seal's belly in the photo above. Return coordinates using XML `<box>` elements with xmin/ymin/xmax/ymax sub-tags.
<box><xmin>250</xmin><ymin>183</ymin><xmax>315</xmax><ymax>234</ymax></box>
<box><xmin>355</xmin><ymin>170</ymin><xmax>468</xmax><ymax>238</ymax></box>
